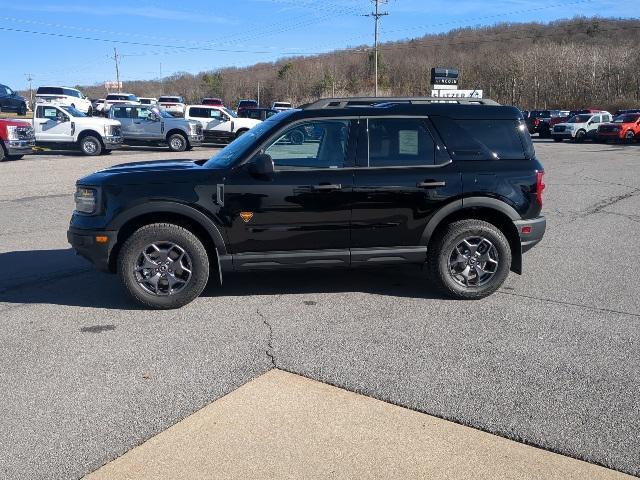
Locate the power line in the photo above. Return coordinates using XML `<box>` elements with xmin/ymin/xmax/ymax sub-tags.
<box><xmin>365</xmin><ymin>0</ymin><xmax>388</xmax><ymax>96</ymax></box>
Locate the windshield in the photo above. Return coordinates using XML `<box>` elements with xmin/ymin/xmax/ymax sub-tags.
<box><xmin>568</xmin><ymin>114</ymin><xmax>591</xmax><ymax>123</ymax></box>
<box><xmin>159</xmin><ymin>97</ymin><xmax>180</xmax><ymax>102</ymax></box>
<box><xmin>60</xmin><ymin>105</ymin><xmax>86</xmax><ymax>117</ymax></box>
<box><xmin>223</xmin><ymin>107</ymin><xmax>237</xmax><ymax>118</ymax></box>
<box><xmin>204</xmin><ymin>112</ymin><xmax>295</xmax><ymax>169</ymax></box>
<box><xmin>159</xmin><ymin>109</ymin><xmax>174</xmax><ymax>118</ymax></box>
<box><xmin>613</xmin><ymin>114</ymin><xmax>640</xmax><ymax>123</ymax></box>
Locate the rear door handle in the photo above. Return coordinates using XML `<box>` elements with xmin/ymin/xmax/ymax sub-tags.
<box><xmin>417</xmin><ymin>181</ymin><xmax>446</xmax><ymax>188</ymax></box>
<box><xmin>312</xmin><ymin>184</ymin><xmax>342</xmax><ymax>191</ymax></box>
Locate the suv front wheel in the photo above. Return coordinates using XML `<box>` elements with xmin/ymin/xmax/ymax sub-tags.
<box><xmin>428</xmin><ymin>220</ymin><xmax>512</xmax><ymax>300</ymax></box>
<box><xmin>118</xmin><ymin>223</ymin><xmax>210</xmax><ymax>309</ymax></box>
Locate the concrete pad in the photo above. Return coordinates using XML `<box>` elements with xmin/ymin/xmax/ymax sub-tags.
<box><xmin>84</xmin><ymin>370</ymin><xmax>632</xmax><ymax>480</ymax></box>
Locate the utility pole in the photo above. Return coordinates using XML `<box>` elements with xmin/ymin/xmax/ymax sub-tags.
<box><xmin>112</xmin><ymin>47</ymin><xmax>121</xmax><ymax>92</ymax></box>
<box><xmin>257</xmin><ymin>81</ymin><xmax>261</xmax><ymax>107</ymax></box>
<box><xmin>24</xmin><ymin>73</ymin><xmax>33</xmax><ymax>107</ymax></box>
<box><xmin>366</xmin><ymin>0</ymin><xmax>388</xmax><ymax>97</ymax></box>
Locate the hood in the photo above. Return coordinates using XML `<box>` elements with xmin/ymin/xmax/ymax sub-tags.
<box><xmin>78</xmin><ymin>159</ymin><xmax>211</xmax><ymax>186</ymax></box>
<box><xmin>0</xmin><ymin>119</ymin><xmax>31</xmax><ymax>127</ymax></box>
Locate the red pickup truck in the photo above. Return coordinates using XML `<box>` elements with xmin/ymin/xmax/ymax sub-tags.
<box><xmin>597</xmin><ymin>113</ymin><xmax>640</xmax><ymax>143</ymax></box>
<box><xmin>0</xmin><ymin>118</ymin><xmax>35</xmax><ymax>161</ymax></box>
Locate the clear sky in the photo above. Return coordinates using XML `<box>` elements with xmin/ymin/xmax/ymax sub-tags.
<box><xmin>1</xmin><ymin>0</ymin><xmax>637</xmax><ymax>90</ymax></box>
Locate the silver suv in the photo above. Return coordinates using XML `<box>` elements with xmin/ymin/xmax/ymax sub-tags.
<box><xmin>109</xmin><ymin>104</ymin><xmax>203</xmax><ymax>151</ymax></box>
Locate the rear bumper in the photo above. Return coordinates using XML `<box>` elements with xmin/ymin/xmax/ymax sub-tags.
<box><xmin>3</xmin><ymin>139</ymin><xmax>35</xmax><ymax>156</ymax></box>
<box><xmin>67</xmin><ymin>227</ymin><xmax>116</xmax><ymax>272</ymax></box>
<box><xmin>514</xmin><ymin>216</ymin><xmax>546</xmax><ymax>253</ymax></box>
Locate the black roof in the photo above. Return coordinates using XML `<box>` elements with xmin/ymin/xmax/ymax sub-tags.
<box><xmin>291</xmin><ymin>97</ymin><xmax>520</xmax><ymax>120</ymax></box>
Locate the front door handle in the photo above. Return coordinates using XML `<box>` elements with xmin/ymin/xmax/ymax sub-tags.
<box><xmin>417</xmin><ymin>181</ymin><xmax>446</xmax><ymax>188</ymax></box>
<box><xmin>312</xmin><ymin>184</ymin><xmax>342</xmax><ymax>191</ymax></box>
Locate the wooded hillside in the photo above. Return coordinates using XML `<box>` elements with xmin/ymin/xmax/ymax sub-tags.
<box><xmin>80</xmin><ymin>17</ymin><xmax>640</xmax><ymax>110</ymax></box>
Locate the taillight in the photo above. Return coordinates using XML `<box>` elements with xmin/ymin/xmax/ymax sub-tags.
<box><xmin>534</xmin><ymin>119</ymin><xmax>540</xmax><ymax>126</ymax></box>
<box><xmin>536</xmin><ymin>171</ymin><xmax>545</xmax><ymax>207</ymax></box>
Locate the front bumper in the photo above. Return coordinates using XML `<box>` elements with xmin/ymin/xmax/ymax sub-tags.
<box><xmin>103</xmin><ymin>135</ymin><xmax>123</xmax><ymax>149</ymax></box>
<box><xmin>551</xmin><ymin>132</ymin><xmax>574</xmax><ymax>140</ymax></box>
<box><xmin>188</xmin><ymin>134</ymin><xmax>203</xmax><ymax>146</ymax></box>
<box><xmin>67</xmin><ymin>227</ymin><xmax>117</xmax><ymax>272</ymax></box>
<box><xmin>514</xmin><ymin>216</ymin><xmax>546</xmax><ymax>253</ymax></box>
<box><xmin>4</xmin><ymin>139</ymin><xmax>35</xmax><ymax>156</ymax></box>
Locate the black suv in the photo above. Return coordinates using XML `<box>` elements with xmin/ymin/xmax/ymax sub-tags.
<box><xmin>68</xmin><ymin>97</ymin><xmax>546</xmax><ymax>309</ymax></box>
<box><xmin>0</xmin><ymin>84</ymin><xmax>28</xmax><ymax>115</ymax></box>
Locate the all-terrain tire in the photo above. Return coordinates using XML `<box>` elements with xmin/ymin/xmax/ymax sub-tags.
<box><xmin>117</xmin><ymin>223</ymin><xmax>210</xmax><ymax>309</ymax></box>
<box><xmin>427</xmin><ymin>219</ymin><xmax>512</xmax><ymax>300</ymax></box>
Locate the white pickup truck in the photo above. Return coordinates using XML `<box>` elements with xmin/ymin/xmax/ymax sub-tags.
<box><xmin>30</xmin><ymin>102</ymin><xmax>123</xmax><ymax>155</ymax></box>
<box><xmin>184</xmin><ymin>104</ymin><xmax>260</xmax><ymax>143</ymax></box>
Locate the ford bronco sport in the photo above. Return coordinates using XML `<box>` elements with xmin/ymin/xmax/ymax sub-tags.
<box><xmin>68</xmin><ymin>97</ymin><xmax>546</xmax><ymax>309</ymax></box>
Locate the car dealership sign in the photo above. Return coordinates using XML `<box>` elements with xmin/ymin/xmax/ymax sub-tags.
<box><xmin>431</xmin><ymin>89</ymin><xmax>483</xmax><ymax>99</ymax></box>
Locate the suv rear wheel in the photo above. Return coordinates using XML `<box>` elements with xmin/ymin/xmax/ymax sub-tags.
<box><xmin>118</xmin><ymin>223</ymin><xmax>210</xmax><ymax>309</ymax></box>
<box><xmin>428</xmin><ymin>220</ymin><xmax>511</xmax><ymax>300</ymax></box>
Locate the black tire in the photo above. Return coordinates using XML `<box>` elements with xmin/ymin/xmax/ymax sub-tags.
<box><xmin>7</xmin><ymin>155</ymin><xmax>24</xmax><ymax>161</ymax></box>
<box><xmin>167</xmin><ymin>133</ymin><xmax>187</xmax><ymax>152</ymax></box>
<box><xmin>17</xmin><ymin>103</ymin><xmax>27</xmax><ymax>116</ymax></box>
<box><xmin>553</xmin><ymin>138</ymin><xmax>563</xmax><ymax>142</ymax></box>
<box><xmin>574</xmin><ymin>130</ymin><xmax>586</xmax><ymax>143</ymax></box>
<box><xmin>117</xmin><ymin>223</ymin><xmax>210</xmax><ymax>309</ymax></box>
<box><xmin>79</xmin><ymin>135</ymin><xmax>103</xmax><ymax>156</ymax></box>
<box><xmin>235</xmin><ymin>129</ymin><xmax>248</xmax><ymax>139</ymax></box>
<box><xmin>0</xmin><ymin>144</ymin><xmax>6</xmax><ymax>162</ymax></box>
<box><xmin>624</xmin><ymin>130</ymin><xmax>635</xmax><ymax>144</ymax></box>
<box><xmin>427</xmin><ymin>219</ymin><xmax>512</xmax><ymax>300</ymax></box>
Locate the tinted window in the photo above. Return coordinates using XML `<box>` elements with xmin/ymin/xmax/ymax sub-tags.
<box><xmin>37</xmin><ymin>87</ymin><xmax>63</xmax><ymax>95</ymax></box>
<box><xmin>188</xmin><ymin>107</ymin><xmax>222</xmax><ymax>119</ymax></box>
<box><xmin>367</xmin><ymin>118</ymin><xmax>435</xmax><ymax>167</ymax></box>
<box><xmin>159</xmin><ymin>96</ymin><xmax>181</xmax><ymax>103</ymax></box>
<box><xmin>63</xmin><ymin>88</ymin><xmax>80</xmax><ymax>98</ymax></box>
<box><xmin>112</xmin><ymin>106</ymin><xmax>132</xmax><ymax>118</ymax></box>
<box><xmin>431</xmin><ymin>117</ymin><xmax>528</xmax><ymax>161</ymax></box>
<box><xmin>265</xmin><ymin>120</ymin><xmax>350</xmax><ymax>170</ymax></box>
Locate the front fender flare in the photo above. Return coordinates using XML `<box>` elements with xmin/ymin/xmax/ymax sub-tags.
<box><xmin>111</xmin><ymin>201</ymin><xmax>227</xmax><ymax>255</ymax></box>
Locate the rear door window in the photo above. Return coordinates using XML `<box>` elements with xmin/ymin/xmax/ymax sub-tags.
<box><xmin>431</xmin><ymin>117</ymin><xmax>530</xmax><ymax>161</ymax></box>
<box><xmin>366</xmin><ymin>118</ymin><xmax>436</xmax><ymax>167</ymax></box>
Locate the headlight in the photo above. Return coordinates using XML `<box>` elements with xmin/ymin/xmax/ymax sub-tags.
<box><xmin>74</xmin><ymin>186</ymin><xmax>98</xmax><ymax>214</ymax></box>
<box><xmin>6</xmin><ymin>126</ymin><xmax>19</xmax><ymax>140</ymax></box>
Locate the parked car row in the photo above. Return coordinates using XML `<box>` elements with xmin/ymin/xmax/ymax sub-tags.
<box><xmin>522</xmin><ymin>108</ymin><xmax>640</xmax><ymax>143</ymax></box>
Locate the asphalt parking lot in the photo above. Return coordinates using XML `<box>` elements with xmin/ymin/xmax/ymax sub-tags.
<box><xmin>0</xmin><ymin>140</ymin><xmax>639</xmax><ymax>479</ymax></box>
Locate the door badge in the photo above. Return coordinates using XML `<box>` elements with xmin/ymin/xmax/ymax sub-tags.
<box><xmin>240</xmin><ymin>212</ymin><xmax>254</xmax><ymax>223</ymax></box>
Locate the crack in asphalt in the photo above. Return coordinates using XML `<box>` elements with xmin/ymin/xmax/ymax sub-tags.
<box><xmin>582</xmin><ymin>189</ymin><xmax>640</xmax><ymax>217</ymax></box>
<box><xmin>498</xmin><ymin>290</ymin><xmax>640</xmax><ymax>318</ymax></box>
<box><xmin>257</xmin><ymin>308</ymin><xmax>276</xmax><ymax>368</ymax></box>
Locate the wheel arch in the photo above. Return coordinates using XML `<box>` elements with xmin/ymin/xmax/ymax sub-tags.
<box><xmin>165</xmin><ymin>128</ymin><xmax>187</xmax><ymax>141</ymax></box>
<box><xmin>421</xmin><ymin>198</ymin><xmax>523</xmax><ymax>274</ymax></box>
<box><xmin>77</xmin><ymin>129</ymin><xmax>104</xmax><ymax>146</ymax></box>
<box><xmin>108</xmin><ymin>202</ymin><xmax>227</xmax><ymax>273</ymax></box>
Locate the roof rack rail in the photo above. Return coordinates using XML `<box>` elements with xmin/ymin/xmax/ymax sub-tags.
<box><xmin>302</xmin><ymin>96</ymin><xmax>500</xmax><ymax>110</ymax></box>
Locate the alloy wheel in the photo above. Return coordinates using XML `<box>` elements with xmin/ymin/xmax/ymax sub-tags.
<box><xmin>448</xmin><ymin>236</ymin><xmax>500</xmax><ymax>288</ymax></box>
<box><xmin>134</xmin><ymin>242</ymin><xmax>193</xmax><ymax>296</ymax></box>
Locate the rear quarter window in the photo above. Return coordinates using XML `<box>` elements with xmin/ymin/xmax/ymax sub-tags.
<box><xmin>431</xmin><ymin>117</ymin><xmax>532</xmax><ymax>161</ymax></box>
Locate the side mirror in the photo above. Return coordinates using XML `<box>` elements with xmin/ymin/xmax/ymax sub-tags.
<box><xmin>148</xmin><ymin>113</ymin><xmax>159</xmax><ymax>122</ymax></box>
<box><xmin>248</xmin><ymin>153</ymin><xmax>274</xmax><ymax>177</ymax></box>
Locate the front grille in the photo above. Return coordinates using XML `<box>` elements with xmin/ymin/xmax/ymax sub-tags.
<box><xmin>554</xmin><ymin>125</ymin><xmax>566</xmax><ymax>133</ymax></box>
